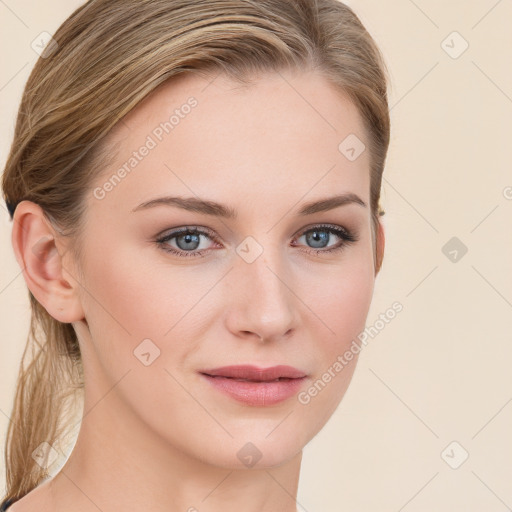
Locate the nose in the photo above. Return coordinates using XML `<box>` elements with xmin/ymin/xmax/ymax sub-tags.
<box><xmin>224</xmin><ymin>246</ymin><xmax>298</xmax><ymax>343</ymax></box>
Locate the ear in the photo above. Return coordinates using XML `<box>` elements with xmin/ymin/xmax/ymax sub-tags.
<box><xmin>11</xmin><ymin>200</ymin><xmax>85</xmax><ymax>324</ymax></box>
<box><xmin>374</xmin><ymin>218</ymin><xmax>385</xmax><ymax>276</ymax></box>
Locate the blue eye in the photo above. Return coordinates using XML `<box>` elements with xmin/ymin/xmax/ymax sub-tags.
<box><xmin>293</xmin><ymin>224</ymin><xmax>358</xmax><ymax>254</ymax></box>
<box><xmin>156</xmin><ymin>227</ymin><xmax>216</xmax><ymax>258</ymax></box>
<box><xmin>156</xmin><ymin>224</ymin><xmax>358</xmax><ymax>258</ymax></box>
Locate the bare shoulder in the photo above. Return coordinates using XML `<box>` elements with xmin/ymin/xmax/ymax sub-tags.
<box><xmin>9</xmin><ymin>479</ymin><xmax>54</xmax><ymax>512</ymax></box>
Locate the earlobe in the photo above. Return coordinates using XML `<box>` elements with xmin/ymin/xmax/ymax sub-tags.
<box><xmin>11</xmin><ymin>200</ymin><xmax>85</xmax><ymax>324</ymax></box>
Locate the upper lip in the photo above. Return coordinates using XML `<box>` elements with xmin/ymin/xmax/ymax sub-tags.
<box><xmin>200</xmin><ymin>365</ymin><xmax>307</xmax><ymax>381</ymax></box>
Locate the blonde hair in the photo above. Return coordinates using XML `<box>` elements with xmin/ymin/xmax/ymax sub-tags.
<box><xmin>1</xmin><ymin>0</ymin><xmax>390</xmax><ymax>504</ymax></box>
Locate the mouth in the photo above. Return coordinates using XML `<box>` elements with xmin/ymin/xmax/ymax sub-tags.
<box><xmin>198</xmin><ymin>365</ymin><xmax>308</xmax><ymax>406</ymax></box>
<box><xmin>202</xmin><ymin>375</ymin><xmax>296</xmax><ymax>382</ymax></box>
<box><xmin>199</xmin><ymin>364</ymin><xmax>307</xmax><ymax>381</ymax></box>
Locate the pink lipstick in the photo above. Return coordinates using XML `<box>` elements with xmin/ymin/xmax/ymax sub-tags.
<box><xmin>199</xmin><ymin>364</ymin><xmax>307</xmax><ymax>406</ymax></box>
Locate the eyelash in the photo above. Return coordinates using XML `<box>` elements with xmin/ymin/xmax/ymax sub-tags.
<box><xmin>155</xmin><ymin>224</ymin><xmax>359</xmax><ymax>259</ymax></box>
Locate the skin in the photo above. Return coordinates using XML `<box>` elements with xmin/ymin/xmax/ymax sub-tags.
<box><xmin>10</xmin><ymin>68</ymin><xmax>385</xmax><ymax>512</ymax></box>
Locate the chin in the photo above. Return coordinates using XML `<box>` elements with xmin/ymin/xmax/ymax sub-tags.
<box><xmin>192</xmin><ymin>432</ymin><xmax>305</xmax><ymax>471</ymax></box>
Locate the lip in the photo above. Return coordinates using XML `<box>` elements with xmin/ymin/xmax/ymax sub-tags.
<box><xmin>199</xmin><ymin>365</ymin><xmax>308</xmax><ymax>406</ymax></box>
<box><xmin>201</xmin><ymin>364</ymin><xmax>307</xmax><ymax>380</ymax></box>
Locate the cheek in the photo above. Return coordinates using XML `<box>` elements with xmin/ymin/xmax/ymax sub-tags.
<box><xmin>330</xmin><ymin>266</ymin><xmax>374</xmax><ymax>340</ymax></box>
<box><xmin>81</xmin><ymin>240</ymin><xmax>180</xmax><ymax>333</ymax></box>
<box><xmin>303</xmin><ymin>251</ymin><xmax>375</xmax><ymax>346</ymax></box>
<box><xmin>78</xmin><ymin>242</ymin><xmax>215</xmax><ymax>371</ymax></box>
<box><xmin>297</xmin><ymin>252</ymin><xmax>374</xmax><ymax>406</ymax></box>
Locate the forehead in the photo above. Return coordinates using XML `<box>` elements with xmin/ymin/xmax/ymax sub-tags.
<box><xmin>90</xmin><ymin>69</ymin><xmax>370</xmax><ymax>217</ymax></box>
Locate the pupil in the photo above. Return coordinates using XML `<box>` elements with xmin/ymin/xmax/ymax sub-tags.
<box><xmin>307</xmin><ymin>230</ymin><xmax>328</xmax><ymax>248</ymax></box>
<box><xmin>177</xmin><ymin>233</ymin><xmax>200</xmax><ymax>250</ymax></box>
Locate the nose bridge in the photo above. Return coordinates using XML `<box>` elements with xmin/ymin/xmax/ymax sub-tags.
<box><xmin>227</xmin><ymin>239</ymin><xmax>297</xmax><ymax>339</ymax></box>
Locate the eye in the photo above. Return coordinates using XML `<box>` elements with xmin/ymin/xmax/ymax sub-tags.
<box><xmin>292</xmin><ymin>224</ymin><xmax>359</xmax><ymax>255</ymax></box>
<box><xmin>156</xmin><ymin>226</ymin><xmax>218</xmax><ymax>258</ymax></box>
<box><xmin>155</xmin><ymin>223</ymin><xmax>359</xmax><ymax>259</ymax></box>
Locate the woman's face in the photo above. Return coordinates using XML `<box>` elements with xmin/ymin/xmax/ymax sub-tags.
<box><xmin>71</xmin><ymin>68</ymin><xmax>380</xmax><ymax>469</ymax></box>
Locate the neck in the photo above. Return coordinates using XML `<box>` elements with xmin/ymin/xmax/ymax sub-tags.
<box><xmin>47</xmin><ymin>356</ymin><xmax>303</xmax><ymax>512</ymax></box>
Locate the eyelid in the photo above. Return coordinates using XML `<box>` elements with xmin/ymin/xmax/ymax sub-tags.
<box><xmin>154</xmin><ymin>226</ymin><xmax>221</xmax><ymax>259</ymax></box>
<box><xmin>291</xmin><ymin>223</ymin><xmax>359</xmax><ymax>249</ymax></box>
<box><xmin>156</xmin><ymin>223</ymin><xmax>354</xmax><ymax>242</ymax></box>
<box><xmin>155</xmin><ymin>223</ymin><xmax>358</xmax><ymax>258</ymax></box>
<box><xmin>292</xmin><ymin>222</ymin><xmax>353</xmax><ymax>239</ymax></box>
<box><xmin>156</xmin><ymin>225</ymin><xmax>217</xmax><ymax>240</ymax></box>
<box><xmin>156</xmin><ymin>225</ymin><xmax>220</xmax><ymax>248</ymax></box>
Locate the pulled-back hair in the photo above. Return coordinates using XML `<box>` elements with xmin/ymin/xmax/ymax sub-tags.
<box><xmin>1</xmin><ymin>0</ymin><xmax>390</xmax><ymax>504</ymax></box>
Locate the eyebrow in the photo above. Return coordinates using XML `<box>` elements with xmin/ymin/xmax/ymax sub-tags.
<box><xmin>131</xmin><ymin>193</ymin><xmax>367</xmax><ymax>218</ymax></box>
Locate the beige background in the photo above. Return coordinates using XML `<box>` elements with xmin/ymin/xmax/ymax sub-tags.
<box><xmin>1</xmin><ymin>1</ymin><xmax>511</xmax><ymax>510</ymax></box>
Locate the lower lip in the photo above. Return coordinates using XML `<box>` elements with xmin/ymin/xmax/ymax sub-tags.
<box><xmin>200</xmin><ymin>374</ymin><xmax>307</xmax><ymax>406</ymax></box>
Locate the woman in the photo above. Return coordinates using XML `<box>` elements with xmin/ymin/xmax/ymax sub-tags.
<box><xmin>1</xmin><ymin>0</ymin><xmax>389</xmax><ymax>510</ymax></box>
